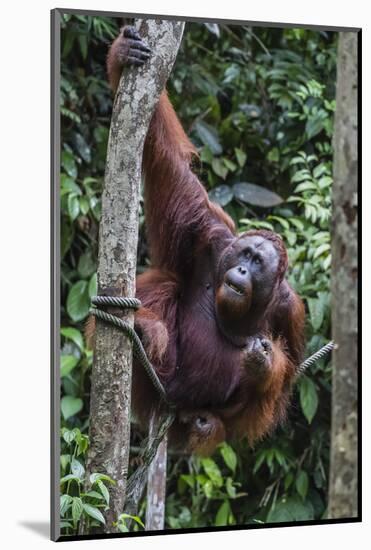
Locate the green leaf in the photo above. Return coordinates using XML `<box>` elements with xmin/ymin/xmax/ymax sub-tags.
<box><xmin>223</xmin><ymin>158</ymin><xmax>237</xmax><ymax>172</ymax></box>
<box><xmin>201</xmin><ymin>458</ymin><xmax>223</xmax><ymax>487</ymax></box>
<box><xmin>88</xmin><ymin>273</ymin><xmax>97</xmax><ymax>299</ymax></box>
<box><xmin>234</xmin><ymin>147</ymin><xmax>247</xmax><ymax>167</ymax></box>
<box><xmin>267</xmin><ymin>147</ymin><xmax>279</xmax><ymax>163</ymax></box>
<box><xmin>215</xmin><ymin>500</ymin><xmax>231</xmax><ymax>526</ymax></box>
<box><xmin>61</xmin><ymin>219</ymin><xmax>74</xmax><ymax>258</ymax></box>
<box><xmin>61</xmin><ymin>327</ymin><xmax>84</xmax><ymax>352</ymax></box>
<box><xmin>60</xmin><ymin>474</ymin><xmax>81</xmax><ymax>485</ymax></box>
<box><xmin>208</xmin><ymin>185</ymin><xmax>233</xmax><ymax>206</ymax></box>
<box><xmin>78</xmin><ymin>34</ymin><xmax>88</xmax><ymax>60</ymax></box>
<box><xmin>68</xmin><ymin>194</ymin><xmax>80</xmax><ymax>220</ymax></box>
<box><xmin>62</xmin><ymin>150</ymin><xmax>78</xmax><ymax>179</ymax></box>
<box><xmin>60</xmin><ymin>454</ymin><xmax>70</xmax><ymax>472</ymax></box>
<box><xmin>253</xmin><ymin>451</ymin><xmax>266</xmax><ymax>474</ymax></box>
<box><xmin>179</xmin><ymin>474</ymin><xmax>194</xmax><ymax>489</ymax></box>
<box><xmin>195</xmin><ymin>121</ymin><xmax>222</xmax><ymax>155</ymax></box>
<box><xmin>90</xmin><ymin>473</ymin><xmax>115</xmax><ymax>485</ymax></box>
<box><xmin>212</xmin><ymin>158</ymin><xmax>228</xmax><ymax>180</ymax></box>
<box><xmin>202</xmin><ymin>480</ymin><xmax>213</xmax><ymax>498</ymax></box>
<box><xmin>62</xmin><ymin>428</ymin><xmax>77</xmax><ymax>445</ymax></box>
<box><xmin>67</xmin><ymin>281</ymin><xmax>90</xmax><ymax>322</ymax></box>
<box><xmin>61</xmin><ymin>396</ymin><xmax>83</xmax><ymax>420</ymax></box>
<box><xmin>307</xmin><ymin>296</ymin><xmax>325</xmax><ymax>331</ymax></box>
<box><xmin>313</xmin><ymin>164</ymin><xmax>328</xmax><ymax>179</ymax></box>
<box><xmin>200</xmin><ymin>146</ymin><xmax>214</xmax><ymax>164</ymax></box>
<box><xmin>233</xmin><ymin>182</ymin><xmax>283</xmax><ymax>207</ymax></box>
<box><xmin>72</xmin><ymin>497</ymin><xmax>83</xmax><ymax>526</ymax></box>
<box><xmin>60</xmin><ymin>494</ymin><xmax>72</xmax><ymax>516</ymax></box>
<box><xmin>79</xmin><ymin>196</ymin><xmax>90</xmax><ymax>215</ymax></box>
<box><xmin>82</xmin><ymin>503</ymin><xmax>105</xmax><ymax>525</ymax></box>
<box><xmin>291</xmin><ymin>169</ymin><xmax>311</xmax><ymax>183</ymax></box>
<box><xmin>313</xmin><ymin>243</ymin><xmax>331</xmax><ymax>259</ymax></box>
<box><xmin>78</xmin><ymin>251</ymin><xmax>96</xmax><ymax>279</ymax></box>
<box><xmin>118</xmin><ymin>513</ymin><xmax>144</xmax><ymax>528</ymax></box>
<box><xmin>220</xmin><ymin>443</ymin><xmax>237</xmax><ymax>473</ymax></box>
<box><xmin>306</xmin><ymin>115</ymin><xmax>325</xmax><ymax>139</ymax></box>
<box><xmin>71</xmin><ymin>457</ymin><xmax>85</xmax><ymax>480</ymax></box>
<box><xmin>299</xmin><ymin>376</ymin><xmax>319</xmax><ymax>424</ymax></box>
<box><xmin>267</xmin><ymin>496</ymin><xmax>314</xmax><ymax>523</ymax></box>
<box><xmin>61</xmin><ymin>175</ymin><xmax>81</xmax><ymax>196</ymax></box>
<box><xmin>284</xmin><ymin>472</ymin><xmax>294</xmax><ymax>490</ymax></box>
<box><xmin>77</xmin><ymin>434</ymin><xmax>89</xmax><ymax>456</ymax></box>
<box><xmin>97</xmin><ymin>480</ymin><xmax>110</xmax><ymax>506</ymax></box>
<box><xmin>74</xmin><ymin>132</ymin><xmax>91</xmax><ymax>163</ymax></box>
<box><xmin>294</xmin><ymin>181</ymin><xmax>317</xmax><ymax>193</ymax></box>
<box><xmin>296</xmin><ymin>470</ymin><xmax>309</xmax><ymax>499</ymax></box>
<box><xmin>61</xmin><ymin>355</ymin><xmax>79</xmax><ymax>377</ymax></box>
<box><xmin>226</xmin><ymin>477</ymin><xmax>237</xmax><ymax>498</ymax></box>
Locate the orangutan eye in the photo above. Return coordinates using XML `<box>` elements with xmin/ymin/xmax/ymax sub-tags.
<box><xmin>244</xmin><ymin>249</ymin><xmax>251</xmax><ymax>259</ymax></box>
<box><xmin>254</xmin><ymin>257</ymin><xmax>261</xmax><ymax>265</ymax></box>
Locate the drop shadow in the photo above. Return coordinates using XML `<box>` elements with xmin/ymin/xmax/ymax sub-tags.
<box><xmin>18</xmin><ymin>521</ymin><xmax>50</xmax><ymax>539</ymax></box>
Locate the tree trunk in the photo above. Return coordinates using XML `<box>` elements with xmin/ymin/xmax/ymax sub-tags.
<box><xmin>84</xmin><ymin>19</ymin><xmax>185</xmax><ymax>534</ymax></box>
<box><xmin>145</xmin><ymin>410</ymin><xmax>168</xmax><ymax>530</ymax></box>
<box><xmin>328</xmin><ymin>31</ymin><xmax>358</xmax><ymax>520</ymax></box>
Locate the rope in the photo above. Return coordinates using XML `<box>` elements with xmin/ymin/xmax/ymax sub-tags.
<box><xmin>297</xmin><ymin>340</ymin><xmax>335</xmax><ymax>376</ymax></box>
<box><xmin>125</xmin><ymin>409</ymin><xmax>176</xmax><ymax>517</ymax></box>
<box><xmin>90</xmin><ymin>295</ymin><xmax>172</xmax><ymax>406</ymax></box>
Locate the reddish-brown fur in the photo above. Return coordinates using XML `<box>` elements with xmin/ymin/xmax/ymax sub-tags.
<box><xmin>88</xmin><ymin>32</ymin><xmax>306</xmax><ymax>455</ymax></box>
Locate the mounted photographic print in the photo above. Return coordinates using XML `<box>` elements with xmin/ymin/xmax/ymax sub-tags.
<box><xmin>51</xmin><ymin>8</ymin><xmax>360</xmax><ymax>542</ymax></box>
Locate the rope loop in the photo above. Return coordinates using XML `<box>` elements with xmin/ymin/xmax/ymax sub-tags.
<box><xmin>90</xmin><ymin>295</ymin><xmax>172</xmax><ymax>407</ymax></box>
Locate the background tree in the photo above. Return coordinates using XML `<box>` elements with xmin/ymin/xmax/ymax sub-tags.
<box><xmin>328</xmin><ymin>31</ymin><xmax>358</xmax><ymax>519</ymax></box>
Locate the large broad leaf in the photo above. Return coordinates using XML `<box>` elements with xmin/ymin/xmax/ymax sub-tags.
<box><xmin>296</xmin><ymin>470</ymin><xmax>309</xmax><ymax>499</ymax></box>
<box><xmin>195</xmin><ymin>121</ymin><xmax>222</xmax><ymax>155</ymax></box>
<box><xmin>71</xmin><ymin>457</ymin><xmax>85</xmax><ymax>480</ymax></box>
<box><xmin>77</xmin><ymin>251</ymin><xmax>96</xmax><ymax>279</ymax></box>
<box><xmin>62</xmin><ymin>150</ymin><xmax>78</xmax><ymax>179</ymax></box>
<box><xmin>60</xmin><ymin>355</ymin><xmax>79</xmax><ymax>378</ymax></box>
<box><xmin>73</xmin><ymin>132</ymin><xmax>91</xmax><ymax>163</ymax></box>
<box><xmin>211</xmin><ymin>158</ymin><xmax>228</xmax><ymax>180</ymax></box>
<box><xmin>220</xmin><ymin>443</ymin><xmax>237</xmax><ymax>473</ymax></box>
<box><xmin>233</xmin><ymin>182</ymin><xmax>283</xmax><ymax>207</ymax></box>
<box><xmin>82</xmin><ymin>503</ymin><xmax>105</xmax><ymax>525</ymax></box>
<box><xmin>208</xmin><ymin>185</ymin><xmax>233</xmax><ymax>206</ymax></box>
<box><xmin>307</xmin><ymin>296</ymin><xmax>325</xmax><ymax>331</ymax></box>
<box><xmin>67</xmin><ymin>280</ymin><xmax>90</xmax><ymax>322</ymax></box>
<box><xmin>299</xmin><ymin>376</ymin><xmax>319</xmax><ymax>424</ymax></box>
<box><xmin>201</xmin><ymin>457</ymin><xmax>223</xmax><ymax>488</ymax></box>
<box><xmin>61</xmin><ymin>327</ymin><xmax>84</xmax><ymax>352</ymax></box>
<box><xmin>215</xmin><ymin>500</ymin><xmax>231</xmax><ymax>526</ymax></box>
<box><xmin>267</xmin><ymin>496</ymin><xmax>314</xmax><ymax>523</ymax></box>
<box><xmin>61</xmin><ymin>396</ymin><xmax>83</xmax><ymax>420</ymax></box>
<box><xmin>71</xmin><ymin>497</ymin><xmax>83</xmax><ymax>526</ymax></box>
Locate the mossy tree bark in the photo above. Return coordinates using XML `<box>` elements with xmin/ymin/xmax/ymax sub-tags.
<box><xmin>84</xmin><ymin>19</ymin><xmax>184</xmax><ymax>534</ymax></box>
<box><xmin>328</xmin><ymin>31</ymin><xmax>358</xmax><ymax>519</ymax></box>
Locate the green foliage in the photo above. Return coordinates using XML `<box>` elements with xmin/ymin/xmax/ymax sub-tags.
<box><xmin>60</xmin><ymin>15</ymin><xmax>336</xmax><ymax>533</ymax></box>
<box><xmin>60</xmin><ymin>427</ymin><xmax>116</xmax><ymax>534</ymax></box>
